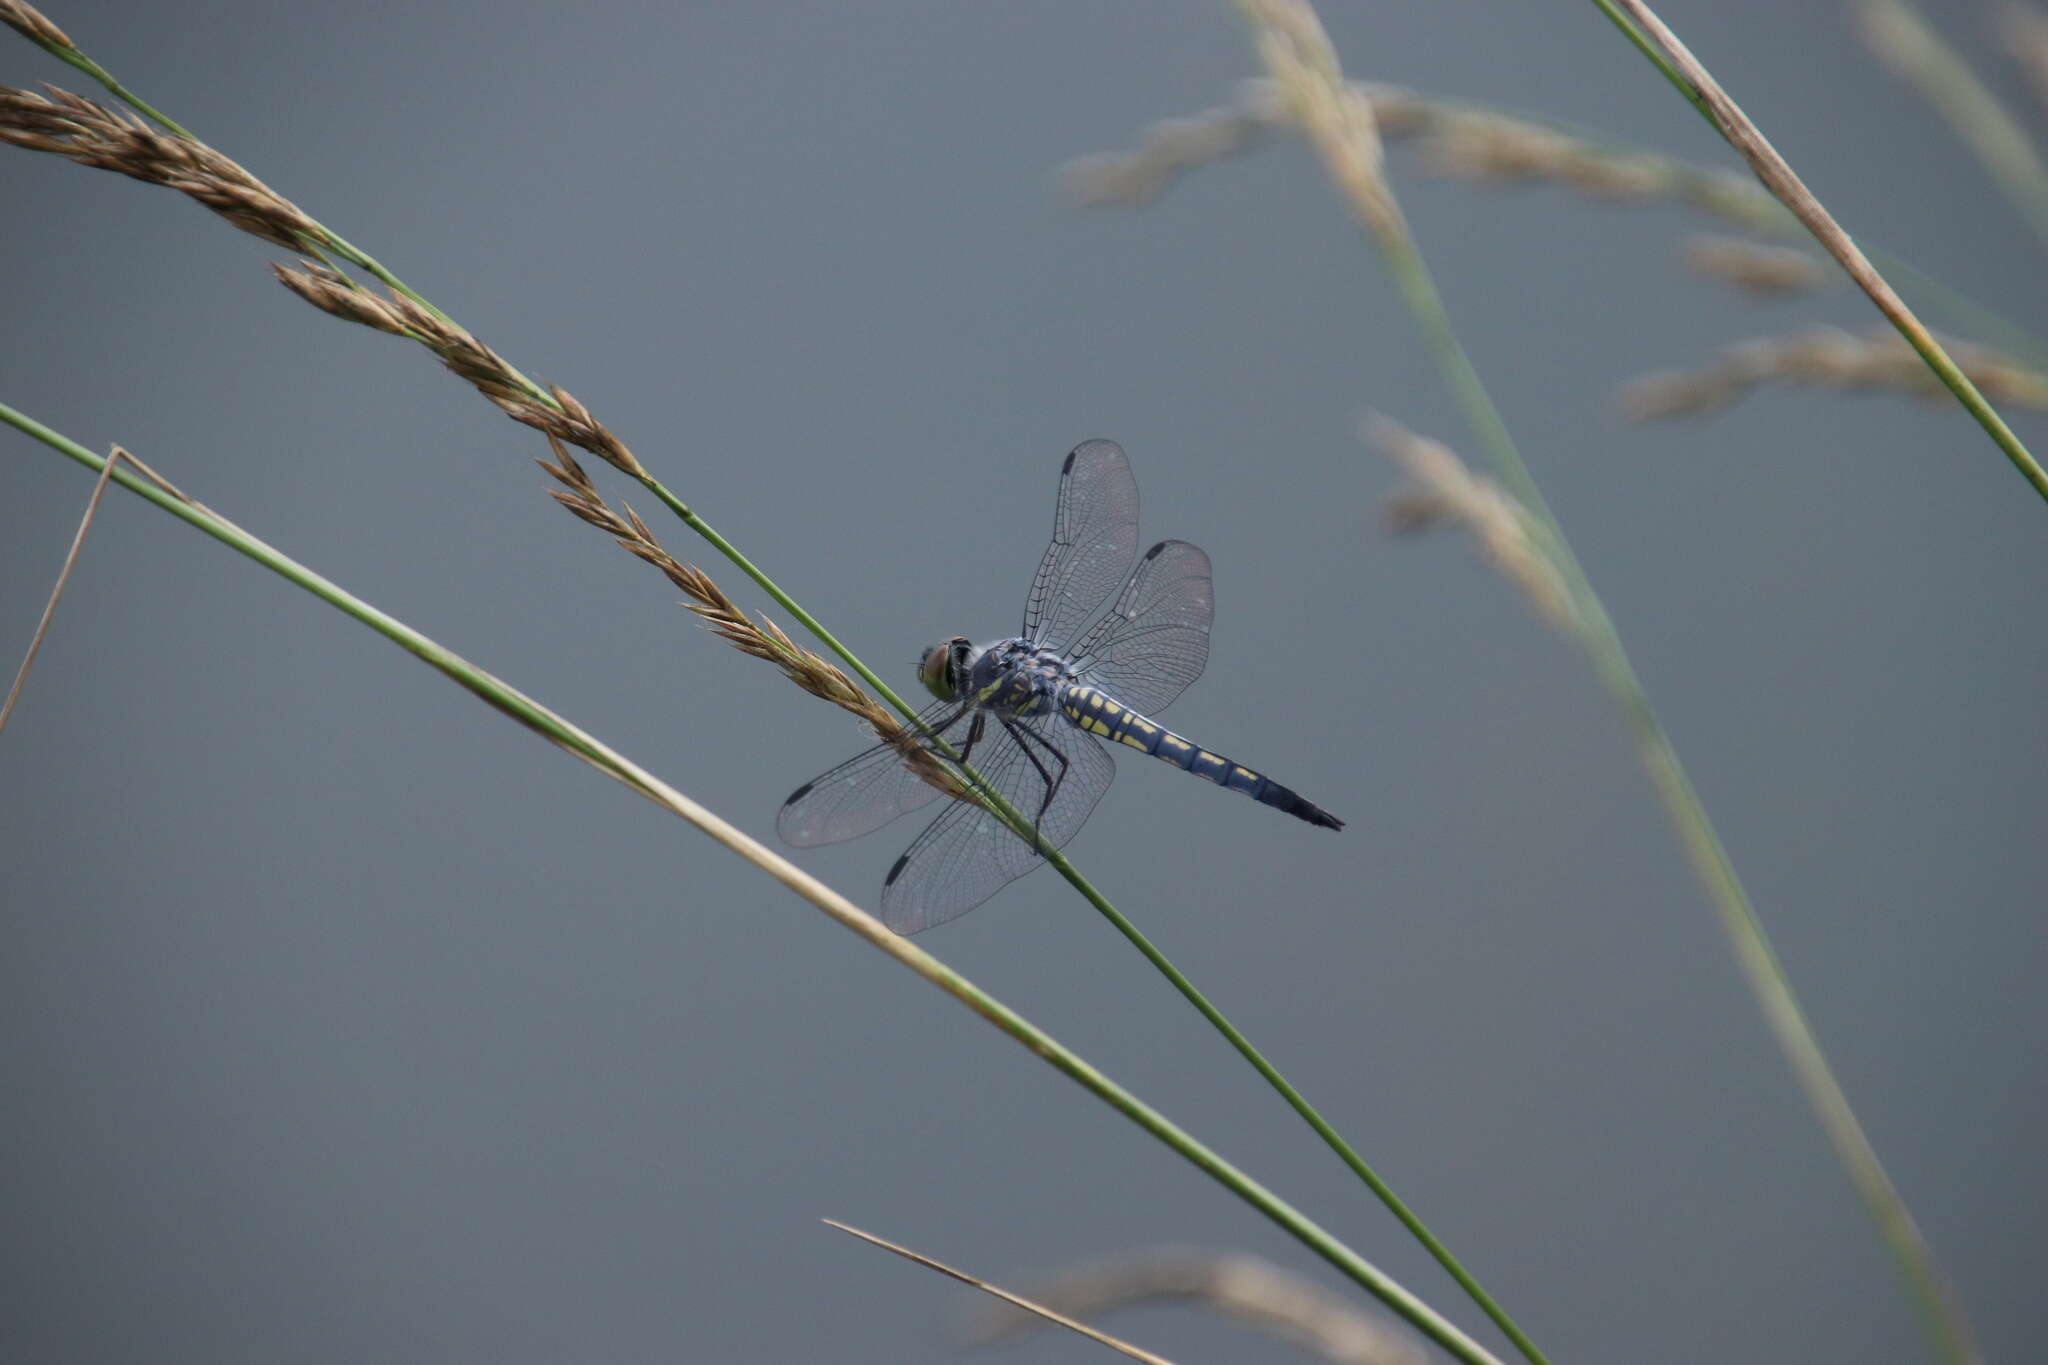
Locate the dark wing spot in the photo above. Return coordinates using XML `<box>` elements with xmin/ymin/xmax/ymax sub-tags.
<box><xmin>784</xmin><ymin>781</ymin><xmax>814</xmax><ymax>806</ymax></box>
<box><xmin>1061</xmin><ymin>447</ymin><xmax>1078</xmax><ymax>473</ymax></box>
<box><xmin>885</xmin><ymin>852</ymin><xmax>912</xmax><ymax>885</ymax></box>
<box><xmin>1143</xmin><ymin>541</ymin><xmax>1168</xmax><ymax>560</ymax></box>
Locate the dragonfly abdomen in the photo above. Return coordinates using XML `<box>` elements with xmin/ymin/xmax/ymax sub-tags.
<box><xmin>1059</xmin><ymin>685</ymin><xmax>1344</xmax><ymax>831</ymax></box>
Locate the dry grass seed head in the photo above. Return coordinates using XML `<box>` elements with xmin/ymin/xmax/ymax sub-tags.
<box><xmin>0</xmin><ymin>0</ymin><xmax>70</xmax><ymax>47</ymax></box>
<box><xmin>535</xmin><ymin>440</ymin><xmax>962</xmax><ymax>800</ymax></box>
<box><xmin>0</xmin><ymin>84</ymin><xmax>318</xmax><ymax>249</ymax></box>
<box><xmin>1062</xmin><ymin>78</ymin><xmax>1430</xmax><ymax>208</ymax></box>
<box><xmin>1065</xmin><ymin>74</ymin><xmax>1785</xmax><ymax>232</ymax></box>
<box><xmin>0</xmin><ymin>129</ymin><xmax>643</xmax><ymax>477</ymax></box>
<box><xmin>959</xmin><ymin>1247</ymin><xmax>1427</xmax><ymax>1365</ymax></box>
<box><xmin>1623</xmin><ymin>324</ymin><xmax>2048</xmax><ymax>419</ymax></box>
<box><xmin>1683</xmin><ymin>235</ymin><xmax>1830</xmax><ymax>296</ymax></box>
<box><xmin>269</xmin><ymin>259</ymin><xmax>413</xmax><ymax>336</ymax></box>
<box><xmin>271</xmin><ymin>262</ymin><xmax>646</xmax><ymax>477</ymax></box>
<box><xmin>1241</xmin><ymin>0</ymin><xmax>1402</xmax><ymax>244</ymax></box>
<box><xmin>1063</xmin><ymin>99</ymin><xmax>1273</xmax><ymax>206</ymax></box>
<box><xmin>1369</xmin><ymin>417</ymin><xmax>1576</xmax><ymax>631</ymax></box>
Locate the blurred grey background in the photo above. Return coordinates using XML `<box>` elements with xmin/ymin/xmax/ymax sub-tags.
<box><xmin>4</xmin><ymin>2</ymin><xmax>2044</xmax><ymax>1362</ymax></box>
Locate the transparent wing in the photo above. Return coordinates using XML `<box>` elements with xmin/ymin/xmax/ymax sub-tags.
<box><xmin>1066</xmin><ymin>539</ymin><xmax>1213</xmax><ymax>716</ymax></box>
<box><xmin>881</xmin><ymin>714</ymin><xmax>1114</xmax><ymax>935</ymax></box>
<box><xmin>1021</xmin><ymin>439</ymin><xmax>1141</xmax><ymax>651</ymax></box>
<box><xmin>777</xmin><ymin>699</ymin><xmax>971</xmax><ymax>848</ymax></box>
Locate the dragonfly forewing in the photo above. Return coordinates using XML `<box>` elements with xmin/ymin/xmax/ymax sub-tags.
<box><xmin>1021</xmin><ymin>439</ymin><xmax>1141</xmax><ymax>651</ymax></box>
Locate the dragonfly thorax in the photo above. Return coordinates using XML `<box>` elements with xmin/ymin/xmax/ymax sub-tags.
<box><xmin>920</xmin><ymin>635</ymin><xmax>1073</xmax><ymax>716</ymax></box>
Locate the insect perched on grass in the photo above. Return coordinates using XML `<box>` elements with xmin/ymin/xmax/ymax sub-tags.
<box><xmin>779</xmin><ymin>440</ymin><xmax>1343</xmax><ymax>934</ymax></box>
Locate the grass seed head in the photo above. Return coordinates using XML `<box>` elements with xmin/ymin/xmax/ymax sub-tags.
<box><xmin>1370</xmin><ymin>417</ymin><xmax>1576</xmax><ymax>632</ymax></box>
<box><xmin>0</xmin><ymin>0</ymin><xmax>70</xmax><ymax>48</ymax></box>
<box><xmin>536</xmin><ymin>440</ymin><xmax>962</xmax><ymax>800</ymax></box>
<box><xmin>1683</xmin><ymin>235</ymin><xmax>1830</xmax><ymax>297</ymax></box>
<box><xmin>957</xmin><ymin>1247</ymin><xmax>1428</xmax><ymax>1365</ymax></box>
<box><xmin>0</xmin><ymin>84</ymin><xmax>318</xmax><ymax>249</ymax></box>
<box><xmin>1623</xmin><ymin>324</ymin><xmax>2048</xmax><ymax>420</ymax></box>
<box><xmin>271</xmin><ymin>263</ymin><xmax>647</xmax><ymax>477</ymax></box>
<box><xmin>1065</xmin><ymin>72</ymin><xmax>1785</xmax><ymax>232</ymax></box>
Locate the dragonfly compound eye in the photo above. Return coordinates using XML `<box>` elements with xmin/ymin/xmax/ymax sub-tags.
<box><xmin>918</xmin><ymin>637</ymin><xmax>968</xmax><ymax>699</ymax></box>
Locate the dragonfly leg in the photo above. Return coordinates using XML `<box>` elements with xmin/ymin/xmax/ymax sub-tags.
<box><xmin>953</xmin><ymin>710</ymin><xmax>988</xmax><ymax>768</ymax></box>
<box><xmin>1002</xmin><ymin>716</ymin><xmax>1070</xmax><ymax>831</ymax></box>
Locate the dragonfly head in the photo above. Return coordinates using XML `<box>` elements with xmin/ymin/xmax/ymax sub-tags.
<box><xmin>917</xmin><ymin>636</ymin><xmax>973</xmax><ymax>700</ymax></box>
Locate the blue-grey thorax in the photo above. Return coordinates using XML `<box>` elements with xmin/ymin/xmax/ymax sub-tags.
<box><xmin>963</xmin><ymin>637</ymin><xmax>1076</xmax><ymax>717</ymax></box>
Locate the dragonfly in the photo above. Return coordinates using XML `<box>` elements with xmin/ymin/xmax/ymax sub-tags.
<box><xmin>779</xmin><ymin>439</ymin><xmax>1343</xmax><ymax>935</ymax></box>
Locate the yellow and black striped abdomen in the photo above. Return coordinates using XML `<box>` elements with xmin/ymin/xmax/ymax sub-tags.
<box><xmin>1059</xmin><ymin>685</ymin><xmax>1344</xmax><ymax>831</ymax></box>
